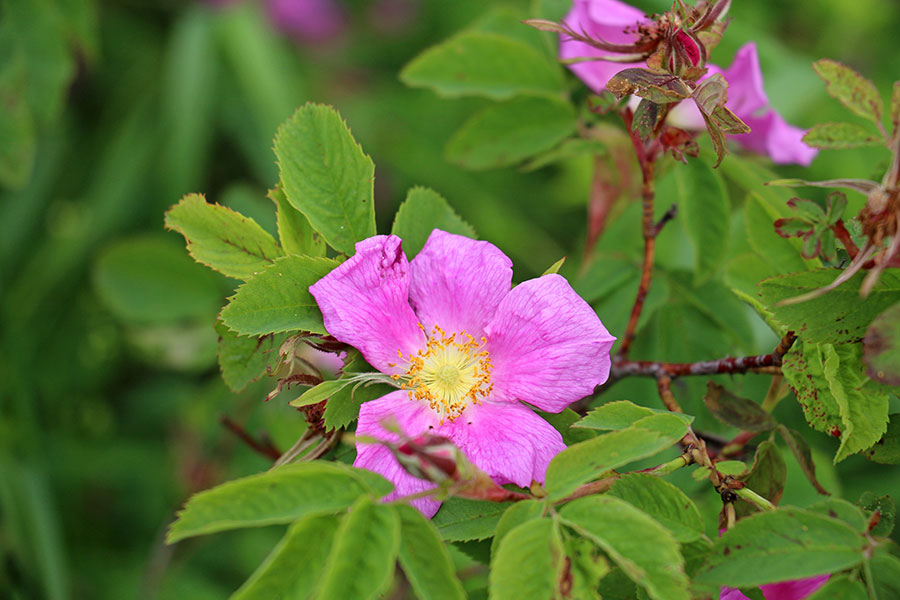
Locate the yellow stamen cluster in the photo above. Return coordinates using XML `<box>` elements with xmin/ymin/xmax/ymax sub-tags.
<box><xmin>393</xmin><ymin>324</ymin><xmax>493</xmax><ymax>422</ymax></box>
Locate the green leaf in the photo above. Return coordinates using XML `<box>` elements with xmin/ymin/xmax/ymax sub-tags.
<box><xmin>316</xmin><ymin>497</ymin><xmax>400</xmax><ymax>600</ymax></box>
<box><xmin>394</xmin><ymin>505</ymin><xmax>466</xmax><ymax>600</ymax></box>
<box><xmin>521</xmin><ymin>137</ymin><xmax>606</xmax><ymax>172</ymax></box>
<box><xmin>545</xmin><ymin>414</ymin><xmax>690</xmax><ymax>500</ymax></box>
<box><xmin>561</xmin><ymin>496</ymin><xmax>690</xmax><ymax>600</ymax></box>
<box><xmin>805</xmin><ymin>575</ymin><xmax>866</xmax><ymax>600</ymax></box>
<box><xmin>656</xmin><ymin>156</ymin><xmax>729</xmax><ymax>283</ymax></box>
<box><xmin>445</xmin><ymin>96</ymin><xmax>576</xmax><ymax>170</ymax></box>
<box><xmin>743</xmin><ymin>192</ymin><xmax>808</xmax><ymax>274</ymax></box>
<box><xmin>432</xmin><ymin>497</ymin><xmax>512</xmax><ymax>541</ymax></box>
<box><xmin>858</xmin><ymin>492</ymin><xmax>895</xmax><ymax>537</ymax></box>
<box><xmin>541</xmin><ymin>256</ymin><xmax>566</xmax><ymax>276</ymax></box>
<box><xmin>323</xmin><ymin>379</ymin><xmax>393</xmax><ymax>431</ymax></box>
<box><xmin>813</xmin><ymin>59</ymin><xmax>884</xmax><ymax>125</ymax></box>
<box><xmin>164</xmin><ymin>193</ymin><xmax>282</xmax><ymax>280</ymax></box>
<box><xmin>694</xmin><ymin>508</ymin><xmax>865</xmax><ymax>588</ymax></box>
<box><xmin>215</xmin><ymin>321</ymin><xmax>284</xmax><ymax>392</ymax></box>
<box><xmin>391</xmin><ymin>187</ymin><xmax>476</xmax><ymax>258</ymax></box>
<box><xmin>489</xmin><ymin>518</ymin><xmax>563</xmax><ymax>600</ymax></box>
<box><xmin>782</xmin><ymin>341</ymin><xmax>845</xmax><ymax>436</ymax></box>
<box><xmin>776</xmin><ymin>425</ymin><xmax>830</xmax><ymax>495</ymax></box>
<box><xmin>269</xmin><ymin>185</ymin><xmax>325</xmax><ymax>257</ymax></box>
<box><xmin>166</xmin><ymin>462</ymin><xmax>390</xmax><ymax>543</ymax></box>
<box><xmin>491</xmin><ymin>500</ymin><xmax>545</xmax><ymax>557</ymax></box>
<box><xmin>0</xmin><ymin>51</ymin><xmax>35</xmax><ymax>189</ymax></box>
<box><xmin>866</xmin><ymin>414</ymin><xmax>900</xmax><ymax>464</ymax></box>
<box><xmin>93</xmin><ymin>235</ymin><xmax>223</xmax><ymax>324</ymax></box>
<box><xmin>803</xmin><ymin>122</ymin><xmax>883</xmax><ymax>149</ymax></box>
<box><xmin>824</xmin><ymin>344</ymin><xmax>890</xmax><ymax>463</ymax></box>
<box><xmin>758</xmin><ymin>269</ymin><xmax>900</xmax><ymax>344</ymax></box>
<box><xmin>807</xmin><ymin>498</ymin><xmax>867</xmax><ymax>532</ymax></box>
<box><xmin>220</xmin><ymin>255</ymin><xmax>339</xmax><ymax>336</ymax></box>
<box><xmin>231</xmin><ymin>514</ymin><xmax>340</xmax><ymax>600</ymax></box>
<box><xmin>289</xmin><ymin>379</ymin><xmax>349</xmax><ymax>408</ymax></box>
<box><xmin>607</xmin><ymin>474</ymin><xmax>704</xmax><ymax>542</ymax></box>
<box><xmin>735</xmin><ymin>441</ymin><xmax>786</xmax><ymax>518</ymax></box>
<box><xmin>273</xmin><ymin>103</ymin><xmax>376</xmax><ymax>255</ymax></box>
<box><xmin>871</xmin><ymin>552</ymin><xmax>900</xmax><ymax>599</ymax></box>
<box><xmin>863</xmin><ymin>302</ymin><xmax>900</xmax><ymax>385</ymax></box>
<box><xmin>400</xmin><ymin>31</ymin><xmax>564</xmax><ymax>100</ymax></box>
<box><xmin>703</xmin><ymin>382</ymin><xmax>776</xmax><ymax>433</ymax></box>
<box><xmin>574</xmin><ymin>400</ymin><xmax>693</xmax><ymax>431</ymax></box>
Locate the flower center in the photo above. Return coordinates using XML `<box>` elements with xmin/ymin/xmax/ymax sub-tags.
<box><xmin>395</xmin><ymin>325</ymin><xmax>493</xmax><ymax>422</ymax></box>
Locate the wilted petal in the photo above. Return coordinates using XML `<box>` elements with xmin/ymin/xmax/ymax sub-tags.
<box><xmin>310</xmin><ymin>235</ymin><xmax>424</xmax><ymax>374</ymax></box>
<box><xmin>485</xmin><ymin>274</ymin><xmax>616</xmax><ymax>413</ymax></box>
<box><xmin>409</xmin><ymin>230</ymin><xmax>513</xmax><ymax>337</ymax></box>
<box><xmin>354</xmin><ymin>391</ymin><xmax>442</xmax><ymax>517</ymax></box>
<box><xmin>559</xmin><ymin>0</ymin><xmax>646</xmax><ymax>94</ymax></box>
<box><xmin>441</xmin><ymin>400</ymin><xmax>566</xmax><ymax>487</ymax></box>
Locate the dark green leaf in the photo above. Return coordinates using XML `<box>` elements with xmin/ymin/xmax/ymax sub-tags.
<box><xmin>215</xmin><ymin>321</ymin><xmax>284</xmax><ymax>393</ymax></box>
<box><xmin>400</xmin><ymin>31</ymin><xmax>564</xmax><ymax>100</ymax></box>
<box><xmin>489</xmin><ymin>518</ymin><xmax>563</xmax><ymax>600</ymax></box>
<box><xmin>863</xmin><ymin>302</ymin><xmax>900</xmax><ymax>385</ymax></box>
<box><xmin>870</xmin><ymin>552</ymin><xmax>900</xmax><ymax>599</ymax></box>
<box><xmin>858</xmin><ymin>492</ymin><xmax>895</xmax><ymax>537</ymax></box>
<box><xmin>703</xmin><ymin>382</ymin><xmax>776</xmax><ymax>432</ymax></box>
<box><xmin>273</xmin><ymin>103</ymin><xmax>376</xmax><ymax>255</ymax></box>
<box><xmin>316</xmin><ymin>497</ymin><xmax>400</xmax><ymax>600</ymax></box>
<box><xmin>803</xmin><ymin>122</ymin><xmax>882</xmax><ymax>149</ymax></box>
<box><xmin>735</xmin><ymin>441</ymin><xmax>786</xmax><ymax>518</ymax></box>
<box><xmin>865</xmin><ymin>414</ymin><xmax>900</xmax><ymax>464</ymax></box>
<box><xmin>166</xmin><ymin>462</ymin><xmax>390</xmax><ymax>543</ymax></box>
<box><xmin>220</xmin><ymin>255</ymin><xmax>339</xmax><ymax>336</ymax></box>
<box><xmin>813</xmin><ymin>59</ymin><xmax>883</xmax><ymax>125</ymax></box>
<box><xmin>561</xmin><ymin>496</ymin><xmax>690</xmax><ymax>600</ymax></box>
<box><xmin>323</xmin><ymin>379</ymin><xmax>393</xmax><ymax>431</ymax></box>
<box><xmin>694</xmin><ymin>508</ymin><xmax>865</xmax><ymax>587</ymax></box>
<box><xmin>432</xmin><ymin>498</ymin><xmax>512</xmax><ymax>541</ymax></box>
<box><xmin>445</xmin><ymin>96</ymin><xmax>576</xmax><ymax>170</ymax></box>
<box><xmin>93</xmin><ymin>235</ymin><xmax>222</xmax><ymax>324</ymax></box>
<box><xmin>395</xmin><ymin>504</ymin><xmax>466</xmax><ymax>600</ymax></box>
<box><xmin>608</xmin><ymin>474</ymin><xmax>704</xmax><ymax>542</ymax></box>
<box><xmin>231</xmin><ymin>514</ymin><xmax>339</xmax><ymax>600</ymax></box>
<box><xmin>807</xmin><ymin>498</ymin><xmax>867</xmax><ymax>532</ymax></box>
<box><xmin>391</xmin><ymin>187</ymin><xmax>476</xmax><ymax>258</ymax></box>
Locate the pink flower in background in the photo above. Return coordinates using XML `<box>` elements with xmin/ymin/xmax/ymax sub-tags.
<box><xmin>310</xmin><ymin>230</ymin><xmax>615</xmax><ymax>516</ymax></box>
<box><xmin>720</xmin><ymin>574</ymin><xmax>830</xmax><ymax>600</ymax></box>
<box><xmin>267</xmin><ymin>0</ymin><xmax>346</xmax><ymax>43</ymax></box>
<box><xmin>559</xmin><ymin>0</ymin><xmax>817</xmax><ymax>166</ymax></box>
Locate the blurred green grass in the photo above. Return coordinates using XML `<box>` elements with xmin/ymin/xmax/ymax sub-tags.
<box><xmin>2</xmin><ymin>0</ymin><xmax>899</xmax><ymax>597</ymax></box>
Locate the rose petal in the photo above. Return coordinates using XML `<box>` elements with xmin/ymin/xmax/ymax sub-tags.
<box><xmin>721</xmin><ymin>42</ymin><xmax>769</xmax><ymax>117</ymax></box>
<box><xmin>719</xmin><ymin>574</ymin><xmax>830</xmax><ymax>600</ymax></box>
<box><xmin>736</xmin><ymin>110</ymin><xmax>817</xmax><ymax>166</ymax></box>
<box><xmin>267</xmin><ymin>0</ymin><xmax>346</xmax><ymax>42</ymax></box>
<box><xmin>440</xmin><ymin>400</ymin><xmax>566</xmax><ymax>487</ymax></box>
<box><xmin>310</xmin><ymin>235</ymin><xmax>424</xmax><ymax>374</ymax></box>
<box><xmin>409</xmin><ymin>230</ymin><xmax>513</xmax><ymax>337</ymax></box>
<box><xmin>354</xmin><ymin>390</ymin><xmax>442</xmax><ymax>517</ymax></box>
<box><xmin>485</xmin><ymin>274</ymin><xmax>616</xmax><ymax>413</ymax></box>
<box><xmin>560</xmin><ymin>0</ymin><xmax>645</xmax><ymax>94</ymax></box>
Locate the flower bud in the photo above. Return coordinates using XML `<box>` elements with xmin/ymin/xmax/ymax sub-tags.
<box><xmin>667</xmin><ymin>29</ymin><xmax>706</xmax><ymax>77</ymax></box>
<box><xmin>393</xmin><ymin>434</ymin><xmax>467</xmax><ymax>484</ymax></box>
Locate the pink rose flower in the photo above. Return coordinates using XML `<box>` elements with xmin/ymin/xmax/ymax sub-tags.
<box><xmin>266</xmin><ymin>0</ymin><xmax>346</xmax><ymax>43</ymax></box>
<box><xmin>559</xmin><ymin>0</ymin><xmax>817</xmax><ymax>166</ymax></box>
<box><xmin>310</xmin><ymin>230</ymin><xmax>616</xmax><ymax>516</ymax></box>
<box><xmin>720</xmin><ymin>574</ymin><xmax>830</xmax><ymax>600</ymax></box>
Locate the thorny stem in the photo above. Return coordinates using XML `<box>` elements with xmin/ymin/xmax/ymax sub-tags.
<box><xmin>617</xmin><ymin>108</ymin><xmax>666</xmax><ymax>358</ymax></box>
<box><xmin>220</xmin><ymin>415</ymin><xmax>281</xmax><ymax>461</ymax></box>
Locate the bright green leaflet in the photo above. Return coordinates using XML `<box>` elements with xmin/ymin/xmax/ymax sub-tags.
<box><xmin>395</xmin><ymin>505</ymin><xmax>466</xmax><ymax>600</ymax></box>
<box><xmin>489</xmin><ymin>518</ymin><xmax>563</xmax><ymax>600</ymax></box>
<box><xmin>607</xmin><ymin>474</ymin><xmax>704</xmax><ymax>543</ymax></box>
<box><xmin>273</xmin><ymin>103</ymin><xmax>376</xmax><ymax>255</ymax></box>
<box><xmin>391</xmin><ymin>186</ymin><xmax>476</xmax><ymax>258</ymax></box>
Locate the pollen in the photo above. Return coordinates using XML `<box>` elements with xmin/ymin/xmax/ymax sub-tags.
<box><xmin>398</xmin><ymin>324</ymin><xmax>493</xmax><ymax>422</ymax></box>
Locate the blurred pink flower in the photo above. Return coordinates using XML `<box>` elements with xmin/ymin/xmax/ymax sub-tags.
<box><xmin>559</xmin><ymin>0</ymin><xmax>817</xmax><ymax>166</ymax></box>
<box><xmin>720</xmin><ymin>574</ymin><xmax>830</xmax><ymax>600</ymax></box>
<box><xmin>310</xmin><ymin>230</ymin><xmax>615</xmax><ymax>516</ymax></box>
<box><xmin>266</xmin><ymin>0</ymin><xmax>346</xmax><ymax>43</ymax></box>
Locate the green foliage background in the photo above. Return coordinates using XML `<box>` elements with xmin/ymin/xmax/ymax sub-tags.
<box><xmin>2</xmin><ymin>0</ymin><xmax>900</xmax><ymax>597</ymax></box>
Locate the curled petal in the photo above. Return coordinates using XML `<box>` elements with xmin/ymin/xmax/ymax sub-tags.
<box><xmin>409</xmin><ymin>230</ymin><xmax>513</xmax><ymax>337</ymax></box>
<box><xmin>354</xmin><ymin>391</ymin><xmax>441</xmax><ymax>516</ymax></box>
<box><xmin>309</xmin><ymin>235</ymin><xmax>424</xmax><ymax>374</ymax></box>
<box><xmin>440</xmin><ymin>400</ymin><xmax>566</xmax><ymax>488</ymax></box>
<box><xmin>485</xmin><ymin>274</ymin><xmax>616</xmax><ymax>413</ymax></box>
